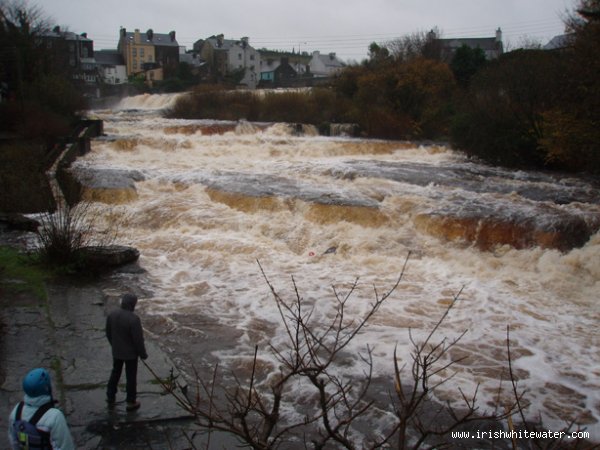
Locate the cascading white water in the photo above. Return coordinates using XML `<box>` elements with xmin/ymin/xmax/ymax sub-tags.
<box><xmin>80</xmin><ymin>94</ymin><xmax>600</xmax><ymax>441</ymax></box>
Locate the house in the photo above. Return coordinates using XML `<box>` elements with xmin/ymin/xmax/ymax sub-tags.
<box><xmin>41</xmin><ymin>26</ymin><xmax>97</xmax><ymax>86</ymax></box>
<box><xmin>195</xmin><ymin>35</ymin><xmax>260</xmax><ymax>88</ymax></box>
<box><xmin>435</xmin><ymin>28</ymin><xmax>504</xmax><ymax>62</ymax></box>
<box><xmin>118</xmin><ymin>28</ymin><xmax>180</xmax><ymax>80</ymax></box>
<box><xmin>308</xmin><ymin>51</ymin><xmax>344</xmax><ymax>77</ymax></box>
<box><xmin>179</xmin><ymin>51</ymin><xmax>205</xmax><ymax>72</ymax></box>
<box><xmin>259</xmin><ymin>57</ymin><xmax>299</xmax><ymax>87</ymax></box>
<box><xmin>259</xmin><ymin>50</ymin><xmax>311</xmax><ymax>86</ymax></box>
<box><xmin>543</xmin><ymin>34</ymin><xmax>574</xmax><ymax>50</ymax></box>
<box><xmin>94</xmin><ymin>50</ymin><xmax>127</xmax><ymax>85</ymax></box>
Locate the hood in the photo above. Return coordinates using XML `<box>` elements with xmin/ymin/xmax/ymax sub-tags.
<box><xmin>120</xmin><ymin>293</ymin><xmax>138</xmax><ymax>311</ymax></box>
<box><xmin>24</xmin><ymin>394</ymin><xmax>53</xmax><ymax>407</ymax></box>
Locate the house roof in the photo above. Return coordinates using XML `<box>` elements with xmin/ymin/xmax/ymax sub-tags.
<box><xmin>95</xmin><ymin>50</ymin><xmax>125</xmax><ymax>66</ymax></box>
<box><xmin>543</xmin><ymin>34</ymin><xmax>573</xmax><ymax>50</ymax></box>
<box><xmin>42</xmin><ymin>30</ymin><xmax>92</xmax><ymax>42</ymax></box>
<box><xmin>204</xmin><ymin>36</ymin><xmax>254</xmax><ymax>51</ymax></box>
<box><xmin>123</xmin><ymin>31</ymin><xmax>179</xmax><ymax>47</ymax></box>
<box><xmin>313</xmin><ymin>52</ymin><xmax>344</xmax><ymax>68</ymax></box>
<box><xmin>205</xmin><ymin>37</ymin><xmax>236</xmax><ymax>50</ymax></box>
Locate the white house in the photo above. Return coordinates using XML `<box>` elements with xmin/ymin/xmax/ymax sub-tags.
<box><xmin>197</xmin><ymin>35</ymin><xmax>261</xmax><ymax>88</ymax></box>
<box><xmin>95</xmin><ymin>50</ymin><xmax>127</xmax><ymax>84</ymax></box>
<box><xmin>308</xmin><ymin>51</ymin><xmax>344</xmax><ymax>77</ymax></box>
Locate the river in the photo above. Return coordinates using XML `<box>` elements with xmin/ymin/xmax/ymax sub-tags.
<box><xmin>77</xmin><ymin>93</ymin><xmax>600</xmax><ymax>442</ymax></box>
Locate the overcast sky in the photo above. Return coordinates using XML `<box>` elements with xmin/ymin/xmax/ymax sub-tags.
<box><xmin>40</xmin><ymin>0</ymin><xmax>574</xmax><ymax>61</ymax></box>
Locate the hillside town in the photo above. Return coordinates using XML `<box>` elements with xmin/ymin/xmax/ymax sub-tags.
<box><xmin>41</xmin><ymin>26</ymin><xmax>347</xmax><ymax>96</ymax></box>
<box><xmin>37</xmin><ymin>24</ymin><xmax>544</xmax><ymax>97</ymax></box>
<box><xmin>31</xmin><ymin>23</ymin><xmax>572</xmax><ymax>100</ymax></box>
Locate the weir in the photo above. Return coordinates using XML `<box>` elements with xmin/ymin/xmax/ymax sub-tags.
<box><xmin>72</xmin><ymin>94</ymin><xmax>600</xmax><ymax>440</ymax></box>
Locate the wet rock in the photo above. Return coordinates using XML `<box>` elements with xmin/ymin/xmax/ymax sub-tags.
<box><xmin>75</xmin><ymin>245</ymin><xmax>140</xmax><ymax>269</ymax></box>
<box><xmin>70</xmin><ymin>168</ymin><xmax>144</xmax><ymax>204</ymax></box>
<box><xmin>0</xmin><ymin>213</ymin><xmax>40</xmax><ymax>232</ymax></box>
<box><xmin>414</xmin><ymin>210</ymin><xmax>592</xmax><ymax>251</ymax></box>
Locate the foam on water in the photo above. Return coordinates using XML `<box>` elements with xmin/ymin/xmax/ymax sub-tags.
<box><xmin>80</xmin><ymin>94</ymin><xmax>600</xmax><ymax>439</ymax></box>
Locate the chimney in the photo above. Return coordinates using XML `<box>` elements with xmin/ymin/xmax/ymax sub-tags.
<box><xmin>81</xmin><ymin>32</ymin><xmax>87</xmax><ymax>38</ymax></box>
<box><xmin>134</xmin><ymin>28</ymin><xmax>141</xmax><ymax>43</ymax></box>
<box><xmin>120</xmin><ymin>27</ymin><xmax>126</xmax><ymax>39</ymax></box>
<box><xmin>169</xmin><ymin>30</ymin><xmax>176</xmax><ymax>42</ymax></box>
<box><xmin>53</xmin><ymin>25</ymin><xmax>60</xmax><ymax>34</ymax></box>
<box><xmin>241</xmin><ymin>36</ymin><xmax>249</xmax><ymax>48</ymax></box>
<box><xmin>329</xmin><ymin>52</ymin><xmax>336</xmax><ymax>60</ymax></box>
<box><xmin>147</xmin><ymin>29</ymin><xmax>154</xmax><ymax>41</ymax></box>
<box><xmin>495</xmin><ymin>27</ymin><xmax>502</xmax><ymax>43</ymax></box>
<box><xmin>216</xmin><ymin>34</ymin><xmax>224</xmax><ymax>48</ymax></box>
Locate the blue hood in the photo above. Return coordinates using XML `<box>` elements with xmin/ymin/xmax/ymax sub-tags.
<box><xmin>24</xmin><ymin>393</ymin><xmax>53</xmax><ymax>407</ymax></box>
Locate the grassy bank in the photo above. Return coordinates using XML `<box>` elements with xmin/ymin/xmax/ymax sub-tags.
<box><xmin>0</xmin><ymin>246</ymin><xmax>49</xmax><ymax>300</ymax></box>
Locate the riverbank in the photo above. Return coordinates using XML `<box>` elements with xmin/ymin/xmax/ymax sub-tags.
<box><xmin>0</xmin><ymin>260</ymin><xmax>198</xmax><ymax>448</ymax></box>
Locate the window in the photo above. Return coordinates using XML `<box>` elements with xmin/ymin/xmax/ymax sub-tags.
<box><xmin>238</xmin><ymin>53</ymin><xmax>242</xmax><ymax>60</ymax></box>
<box><xmin>132</xmin><ymin>48</ymin><xmax>137</xmax><ymax>57</ymax></box>
<box><xmin>250</xmin><ymin>54</ymin><xmax>255</xmax><ymax>61</ymax></box>
<box><xmin>140</xmin><ymin>48</ymin><xmax>145</xmax><ymax>57</ymax></box>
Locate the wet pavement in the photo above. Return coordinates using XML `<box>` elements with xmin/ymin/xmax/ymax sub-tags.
<box><xmin>0</xmin><ymin>281</ymin><xmax>201</xmax><ymax>449</ymax></box>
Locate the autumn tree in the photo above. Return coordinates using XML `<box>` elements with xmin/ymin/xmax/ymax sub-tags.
<box><xmin>451</xmin><ymin>49</ymin><xmax>567</xmax><ymax>168</ymax></box>
<box><xmin>539</xmin><ymin>0</ymin><xmax>600</xmax><ymax>172</ymax></box>
<box><xmin>333</xmin><ymin>56</ymin><xmax>455</xmax><ymax>139</ymax></box>
<box><xmin>386</xmin><ymin>29</ymin><xmax>441</xmax><ymax>62</ymax></box>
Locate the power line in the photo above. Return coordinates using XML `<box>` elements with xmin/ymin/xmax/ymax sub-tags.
<box><xmin>88</xmin><ymin>16</ymin><xmax>566</xmax><ymax>59</ymax></box>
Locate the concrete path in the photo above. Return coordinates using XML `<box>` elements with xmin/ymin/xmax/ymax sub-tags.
<box><xmin>0</xmin><ymin>282</ymin><xmax>196</xmax><ymax>449</ymax></box>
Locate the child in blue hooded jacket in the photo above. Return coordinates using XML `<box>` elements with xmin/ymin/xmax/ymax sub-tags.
<box><xmin>8</xmin><ymin>367</ymin><xmax>74</xmax><ymax>450</ymax></box>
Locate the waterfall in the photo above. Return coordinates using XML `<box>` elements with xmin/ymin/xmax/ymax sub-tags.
<box><xmin>73</xmin><ymin>103</ymin><xmax>600</xmax><ymax>439</ymax></box>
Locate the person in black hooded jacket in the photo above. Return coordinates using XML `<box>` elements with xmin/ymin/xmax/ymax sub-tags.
<box><xmin>105</xmin><ymin>293</ymin><xmax>148</xmax><ymax>411</ymax></box>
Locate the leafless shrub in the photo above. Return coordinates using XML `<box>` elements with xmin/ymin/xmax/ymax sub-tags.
<box><xmin>35</xmin><ymin>194</ymin><xmax>123</xmax><ymax>266</ymax></box>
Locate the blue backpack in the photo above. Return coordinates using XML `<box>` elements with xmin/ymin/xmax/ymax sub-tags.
<box><xmin>11</xmin><ymin>401</ymin><xmax>54</xmax><ymax>450</ymax></box>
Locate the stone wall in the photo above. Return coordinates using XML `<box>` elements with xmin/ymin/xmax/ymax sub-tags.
<box><xmin>0</xmin><ymin>120</ymin><xmax>103</xmax><ymax>214</ymax></box>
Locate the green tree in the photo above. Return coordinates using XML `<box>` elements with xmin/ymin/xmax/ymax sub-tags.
<box><xmin>540</xmin><ymin>0</ymin><xmax>600</xmax><ymax>172</ymax></box>
<box><xmin>451</xmin><ymin>50</ymin><xmax>567</xmax><ymax>168</ymax></box>
<box><xmin>450</xmin><ymin>45</ymin><xmax>487</xmax><ymax>87</ymax></box>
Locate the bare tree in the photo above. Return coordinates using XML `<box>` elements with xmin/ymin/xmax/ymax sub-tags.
<box><xmin>386</xmin><ymin>28</ymin><xmax>442</xmax><ymax>62</ymax></box>
<box><xmin>36</xmin><ymin>191</ymin><xmax>126</xmax><ymax>266</ymax></box>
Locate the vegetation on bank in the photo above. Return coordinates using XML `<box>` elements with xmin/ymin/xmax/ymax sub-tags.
<box><xmin>0</xmin><ymin>246</ymin><xmax>49</xmax><ymax>300</ymax></box>
<box><xmin>0</xmin><ymin>1</ymin><xmax>86</xmax><ymax>213</ymax></box>
<box><xmin>168</xmin><ymin>0</ymin><xmax>600</xmax><ymax>175</ymax></box>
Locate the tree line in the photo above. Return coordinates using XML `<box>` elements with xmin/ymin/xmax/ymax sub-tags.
<box><xmin>171</xmin><ymin>0</ymin><xmax>598</xmax><ymax>174</ymax></box>
<box><xmin>332</xmin><ymin>0</ymin><xmax>600</xmax><ymax>173</ymax></box>
<box><xmin>2</xmin><ymin>0</ymin><xmax>599</xmax><ymax>175</ymax></box>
